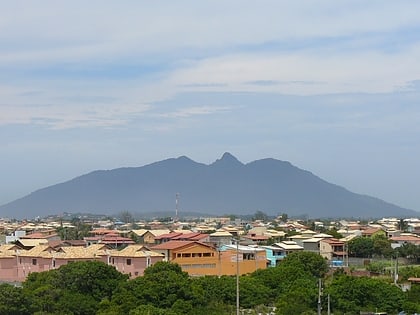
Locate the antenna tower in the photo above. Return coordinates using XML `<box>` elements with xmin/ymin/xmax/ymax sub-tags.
<box><xmin>175</xmin><ymin>193</ymin><xmax>180</xmax><ymax>222</ymax></box>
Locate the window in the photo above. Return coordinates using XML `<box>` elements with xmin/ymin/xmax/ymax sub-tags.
<box><xmin>146</xmin><ymin>256</ymin><xmax>151</xmax><ymax>267</ymax></box>
<box><xmin>32</xmin><ymin>259</ymin><xmax>37</xmax><ymax>265</ymax></box>
<box><xmin>126</xmin><ymin>259</ymin><xmax>132</xmax><ymax>265</ymax></box>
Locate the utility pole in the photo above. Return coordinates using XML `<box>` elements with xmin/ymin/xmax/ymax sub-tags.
<box><xmin>327</xmin><ymin>294</ymin><xmax>331</xmax><ymax>315</ymax></box>
<box><xmin>318</xmin><ymin>278</ymin><xmax>322</xmax><ymax>315</ymax></box>
<box><xmin>236</xmin><ymin>237</ymin><xmax>240</xmax><ymax>315</ymax></box>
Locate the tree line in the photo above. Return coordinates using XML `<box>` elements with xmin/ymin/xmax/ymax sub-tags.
<box><xmin>1</xmin><ymin>251</ymin><xmax>420</xmax><ymax>314</ymax></box>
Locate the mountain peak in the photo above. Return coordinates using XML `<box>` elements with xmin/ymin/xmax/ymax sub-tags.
<box><xmin>212</xmin><ymin>152</ymin><xmax>243</xmax><ymax>166</ymax></box>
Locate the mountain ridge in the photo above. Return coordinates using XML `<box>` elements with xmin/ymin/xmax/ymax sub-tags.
<box><xmin>0</xmin><ymin>153</ymin><xmax>417</xmax><ymax>219</ymax></box>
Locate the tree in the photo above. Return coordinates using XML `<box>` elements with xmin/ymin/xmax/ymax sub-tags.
<box><xmin>326</xmin><ymin>274</ymin><xmax>404</xmax><ymax>314</ymax></box>
<box><xmin>0</xmin><ymin>283</ymin><xmax>31</xmax><ymax>315</ymax></box>
<box><xmin>119</xmin><ymin>210</ymin><xmax>134</xmax><ymax>224</ymax></box>
<box><xmin>22</xmin><ymin>261</ymin><xmax>128</xmax><ymax>315</ymax></box>
<box><xmin>372</xmin><ymin>234</ymin><xmax>393</xmax><ymax>258</ymax></box>
<box><xmin>102</xmin><ymin>262</ymin><xmax>198</xmax><ymax>313</ymax></box>
<box><xmin>253</xmin><ymin>210</ymin><xmax>269</xmax><ymax>222</ymax></box>
<box><xmin>397</xmin><ymin>243</ymin><xmax>420</xmax><ymax>263</ymax></box>
<box><xmin>348</xmin><ymin>236</ymin><xmax>374</xmax><ymax>257</ymax></box>
<box><xmin>55</xmin><ymin>261</ymin><xmax>128</xmax><ymax>301</ymax></box>
<box><xmin>280</xmin><ymin>251</ymin><xmax>328</xmax><ymax>278</ymax></box>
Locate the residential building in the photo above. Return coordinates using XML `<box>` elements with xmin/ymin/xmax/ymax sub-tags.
<box><xmin>319</xmin><ymin>238</ymin><xmax>346</xmax><ymax>263</ymax></box>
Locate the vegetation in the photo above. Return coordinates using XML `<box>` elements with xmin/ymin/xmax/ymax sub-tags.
<box><xmin>0</xmin><ymin>251</ymin><xmax>419</xmax><ymax>314</ymax></box>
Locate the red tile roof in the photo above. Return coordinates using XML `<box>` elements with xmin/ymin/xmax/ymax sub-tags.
<box><xmin>151</xmin><ymin>240</ymin><xmax>214</xmax><ymax>251</ymax></box>
<box><xmin>154</xmin><ymin>232</ymin><xmax>183</xmax><ymax>240</ymax></box>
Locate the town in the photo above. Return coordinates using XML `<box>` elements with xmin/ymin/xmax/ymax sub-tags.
<box><xmin>1</xmin><ymin>213</ymin><xmax>419</xmax><ymax>284</ymax></box>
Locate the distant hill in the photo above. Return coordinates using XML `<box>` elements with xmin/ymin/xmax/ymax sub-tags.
<box><xmin>0</xmin><ymin>152</ymin><xmax>418</xmax><ymax>219</ymax></box>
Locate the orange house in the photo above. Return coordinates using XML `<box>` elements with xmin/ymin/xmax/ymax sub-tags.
<box><xmin>151</xmin><ymin>241</ymin><xmax>267</xmax><ymax>276</ymax></box>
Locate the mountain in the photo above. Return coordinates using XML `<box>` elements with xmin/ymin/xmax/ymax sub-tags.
<box><xmin>0</xmin><ymin>152</ymin><xmax>418</xmax><ymax>219</ymax></box>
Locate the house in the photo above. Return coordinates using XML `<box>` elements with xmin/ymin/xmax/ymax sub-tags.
<box><xmin>154</xmin><ymin>232</ymin><xmax>184</xmax><ymax>244</ymax></box>
<box><xmin>272</xmin><ymin>241</ymin><xmax>304</xmax><ymax>256</ymax></box>
<box><xmin>130</xmin><ymin>229</ymin><xmax>158</xmax><ymax>244</ymax></box>
<box><xmin>219</xmin><ymin>244</ymin><xmax>267</xmax><ymax>275</ymax></box>
<box><xmin>209</xmin><ymin>230</ymin><xmax>233</xmax><ymax>247</ymax></box>
<box><xmin>260</xmin><ymin>245</ymin><xmax>286</xmax><ymax>267</ymax></box>
<box><xmin>361</xmin><ymin>227</ymin><xmax>385</xmax><ymax>238</ymax></box>
<box><xmin>106</xmin><ymin>244</ymin><xmax>164</xmax><ymax>278</ymax></box>
<box><xmin>84</xmin><ymin>233</ymin><xmax>135</xmax><ymax>248</ymax></box>
<box><xmin>320</xmin><ymin>238</ymin><xmax>346</xmax><ymax>263</ymax></box>
<box><xmin>390</xmin><ymin>234</ymin><xmax>420</xmax><ymax>248</ymax></box>
<box><xmin>0</xmin><ymin>244</ymin><xmax>20</xmax><ymax>282</ymax></box>
<box><xmin>16</xmin><ymin>245</ymin><xmax>56</xmax><ymax>281</ymax></box>
<box><xmin>151</xmin><ymin>240</ymin><xmax>219</xmax><ymax>275</ymax></box>
<box><xmin>151</xmin><ymin>241</ymin><xmax>267</xmax><ymax>276</ymax></box>
<box><xmin>171</xmin><ymin>232</ymin><xmax>210</xmax><ymax>243</ymax></box>
<box><xmin>302</xmin><ymin>237</ymin><xmax>323</xmax><ymax>253</ymax></box>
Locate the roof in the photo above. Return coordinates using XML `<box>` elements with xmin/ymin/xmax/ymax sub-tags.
<box><xmin>111</xmin><ymin>245</ymin><xmax>164</xmax><ymax>258</ymax></box>
<box><xmin>54</xmin><ymin>247</ymin><xmax>96</xmax><ymax>259</ymax></box>
<box><xmin>18</xmin><ymin>245</ymin><xmax>55</xmax><ymax>258</ymax></box>
<box><xmin>244</xmin><ymin>234</ymin><xmax>270</xmax><ymax>241</ymax></box>
<box><xmin>21</xmin><ymin>232</ymin><xmax>58</xmax><ymax>239</ymax></box>
<box><xmin>17</xmin><ymin>239</ymin><xmax>49</xmax><ymax>247</ymax></box>
<box><xmin>130</xmin><ymin>229</ymin><xmax>150</xmax><ymax>236</ymax></box>
<box><xmin>210</xmin><ymin>230</ymin><xmax>233</xmax><ymax>237</ymax></box>
<box><xmin>362</xmin><ymin>227</ymin><xmax>383</xmax><ymax>236</ymax></box>
<box><xmin>408</xmin><ymin>277</ymin><xmax>420</xmax><ymax>283</ymax></box>
<box><xmin>222</xmin><ymin>244</ymin><xmax>266</xmax><ymax>253</ymax></box>
<box><xmin>390</xmin><ymin>235</ymin><xmax>420</xmax><ymax>244</ymax></box>
<box><xmin>171</xmin><ymin>232</ymin><xmax>209</xmax><ymax>241</ymax></box>
<box><xmin>148</xmin><ymin>229</ymin><xmax>171</xmax><ymax>237</ymax></box>
<box><xmin>313</xmin><ymin>233</ymin><xmax>334</xmax><ymax>238</ymax></box>
<box><xmin>154</xmin><ymin>232</ymin><xmax>183</xmax><ymax>240</ymax></box>
<box><xmin>321</xmin><ymin>238</ymin><xmax>344</xmax><ymax>245</ymax></box>
<box><xmin>100</xmin><ymin>235</ymin><xmax>135</xmax><ymax>245</ymax></box>
<box><xmin>0</xmin><ymin>244</ymin><xmax>17</xmax><ymax>258</ymax></box>
<box><xmin>302</xmin><ymin>237</ymin><xmax>323</xmax><ymax>243</ymax></box>
<box><xmin>273</xmin><ymin>242</ymin><xmax>304</xmax><ymax>250</ymax></box>
<box><xmin>151</xmin><ymin>240</ymin><xmax>214</xmax><ymax>251</ymax></box>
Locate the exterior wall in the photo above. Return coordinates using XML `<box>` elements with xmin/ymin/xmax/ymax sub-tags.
<box><xmin>320</xmin><ymin>243</ymin><xmax>333</xmax><ymax>260</ymax></box>
<box><xmin>172</xmin><ymin>244</ymin><xmax>219</xmax><ymax>276</ymax></box>
<box><xmin>17</xmin><ymin>256</ymin><xmax>54</xmax><ymax>281</ymax></box>
<box><xmin>219</xmin><ymin>250</ymin><xmax>267</xmax><ymax>276</ymax></box>
<box><xmin>143</xmin><ymin>232</ymin><xmax>156</xmax><ymax>244</ymax></box>
<box><xmin>174</xmin><ymin>248</ymin><xmax>267</xmax><ymax>276</ymax></box>
<box><xmin>109</xmin><ymin>256</ymin><xmax>162</xmax><ymax>278</ymax></box>
<box><xmin>303</xmin><ymin>242</ymin><xmax>320</xmax><ymax>253</ymax></box>
<box><xmin>264</xmin><ymin>249</ymin><xmax>285</xmax><ymax>267</ymax></box>
<box><xmin>209</xmin><ymin>236</ymin><xmax>232</xmax><ymax>247</ymax></box>
<box><xmin>0</xmin><ymin>258</ymin><xmax>18</xmax><ymax>282</ymax></box>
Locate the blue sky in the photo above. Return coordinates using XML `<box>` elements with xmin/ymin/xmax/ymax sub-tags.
<box><xmin>1</xmin><ymin>1</ymin><xmax>420</xmax><ymax>213</ymax></box>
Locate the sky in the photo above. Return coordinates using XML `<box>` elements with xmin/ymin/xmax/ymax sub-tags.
<box><xmin>1</xmin><ymin>1</ymin><xmax>420</xmax><ymax>213</ymax></box>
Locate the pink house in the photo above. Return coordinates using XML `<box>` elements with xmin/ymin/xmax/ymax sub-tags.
<box><xmin>106</xmin><ymin>244</ymin><xmax>164</xmax><ymax>278</ymax></box>
<box><xmin>0</xmin><ymin>244</ymin><xmax>20</xmax><ymax>282</ymax></box>
<box><xmin>16</xmin><ymin>245</ymin><xmax>56</xmax><ymax>281</ymax></box>
<box><xmin>0</xmin><ymin>243</ymin><xmax>164</xmax><ymax>282</ymax></box>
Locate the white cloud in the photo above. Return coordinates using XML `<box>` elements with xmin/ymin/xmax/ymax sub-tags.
<box><xmin>165</xmin><ymin>43</ymin><xmax>420</xmax><ymax>95</ymax></box>
<box><xmin>158</xmin><ymin>106</ymin><xmax>231</xmax><ymax>118</ymax></box>
<box><xmin>0</xmin><ymin>103</ymin><xmax>151</xmax><ymax>129</ymax></box>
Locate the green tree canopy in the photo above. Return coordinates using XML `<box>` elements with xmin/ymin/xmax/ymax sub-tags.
<box><xmin>348</xmin><ymin>236</ymin><xmax>374</xmax><ymax>257</ymax></box>
<box><xmin>280</xmin><ymin>251</ymin><xmax>328</xmax><ymax>278</ymax></box>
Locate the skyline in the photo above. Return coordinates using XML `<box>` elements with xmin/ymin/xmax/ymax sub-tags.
<box><xmin>1</xmin><ymin>1</ymin><xmax>420</xmax><ymax>212</ymax></box>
